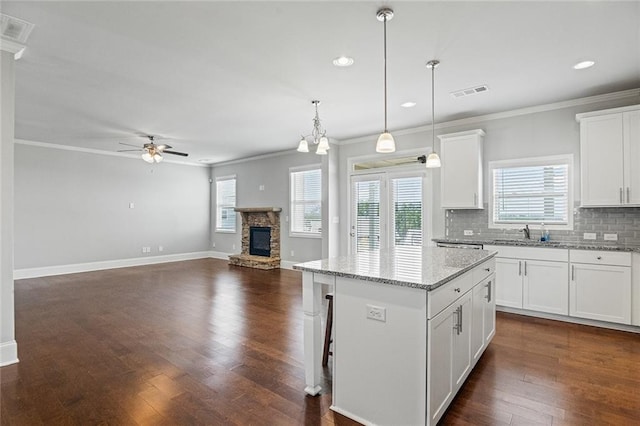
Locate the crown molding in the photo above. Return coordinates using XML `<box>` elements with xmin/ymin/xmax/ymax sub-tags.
<box><xmin>15</xmin><ymin>139</ymin><xmax>208</xmax><ymax>167</ymax></box>
<box><xmin>0</xmin><ymin>38</ymin><xmax>25</xmax><ymax>59</ymax></box>
<box><xmin>338</xmin><ymin>88</ymin><xmax>640</xmax><ymax>146</ymax></box>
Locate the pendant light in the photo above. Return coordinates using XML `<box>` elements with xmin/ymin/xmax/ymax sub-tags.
<box><xmin>375</xmin><ymin>8</ymin><xmax>395</xmax><ymax>153</ymax></box>
<box><xmin>425</xmin><ymin>60</ymin><xmax>441</xmax><ymax>168</ymax></box>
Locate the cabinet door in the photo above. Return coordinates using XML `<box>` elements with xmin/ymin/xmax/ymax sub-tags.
<box><xmin>623</xmin><ymin>110</ymin><xmax>640</xmax><ymax>205</ymax></box>
<box><xmin>495</xmin><ymin>258</ymin><xmax>523</xmax><ymax>308</ymax></box>
<box><xmin>523</xmin><ymin>260</ymin><xmax>569</xmax><ymax>315</ymax></box>
<box><xmin>452</xmin><ymin>292</ymin><xmax>472</xmax><ymax>389</ymax></box>
<box><xmin>570</xmin><ymin>263</ymin><xmax>632</xmax><ymax>324</ymax></box>
<box><xmin>428</xmin><ymin>303</ymin><xmax>455</xmax><ymax>424</ymax></box>
<box><xmin>483</xmin><ymin>276</ymin><xmax>496</xmax><ymax>346</ymax></box>
<box><xmin>580</xmin><ymin>113</ymin><xmax>625</xmax><ymax>206</ymax></box>
<box><xmin>471</xmin><ymin>282</ymin><xmax>486</xmax><ymax>361</ymax></box>
<box><xmin>440</xmin><ymin>131</ymin><xmax>483</xmax><ymax>209</ymax></box>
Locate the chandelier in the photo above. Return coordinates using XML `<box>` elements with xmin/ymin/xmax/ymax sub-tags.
<box><xmin>297</xmin><ymin>100</ymin><xmax>330</xmax><ymax>155</ymax></box>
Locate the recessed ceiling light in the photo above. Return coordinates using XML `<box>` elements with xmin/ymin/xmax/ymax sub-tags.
<box><xmin>198</xmin><ymin>159</ymin><xmax>215</xmax><ymax>164</ymax></box>
<box><xmin>573</xmin><ymin>60</ymin><xmax>595</xmax><ymax>70</ymax></box>
<box><xmin>401</xmin><ymin>102</ymin><xmax>416</xmax><ymax>108</ymax></box>
<box><xmin>332</xmin><ymin>56</ymin><xmax>354</xmax><ymax>67</ymax></box>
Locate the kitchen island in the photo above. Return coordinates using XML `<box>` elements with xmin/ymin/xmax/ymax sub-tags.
<box><xmin>294</xmin><ymin>246</ymin><xmax>497</xmax><ymax>426</ymax></box>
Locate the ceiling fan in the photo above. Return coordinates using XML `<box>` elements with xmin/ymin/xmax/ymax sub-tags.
<box><xmin>118</xmin><ymin>135</ymin><xmax>189</xmax><ymax>163</ymax></box>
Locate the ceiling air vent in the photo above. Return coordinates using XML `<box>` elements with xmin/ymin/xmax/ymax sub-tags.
<box><xmin>0</xmin><ymin>14</ymin><xmax>34</xmax><ymax>43</ymax></box>
<box><xmin>451</xmin><ymin>85</ymin><xmax>489</xmax><ymax>99</ymax></box>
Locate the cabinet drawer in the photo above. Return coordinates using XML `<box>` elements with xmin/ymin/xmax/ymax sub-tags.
<box><xmin>472</xmin><ymin>258</ymin><xmax>496</xmax><ymax>284</ymax></box>
<box><xmin>570</xmin><ymin>250</ymin><xmax>631</xmax><ymax>266</ymax></box>
<box><xmin>428</xmin><ymin>272</ymin><xmax>473</xmax><ymax>319</ymax></box>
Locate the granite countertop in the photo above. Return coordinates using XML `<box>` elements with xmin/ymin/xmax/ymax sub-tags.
<box><xmin>293</xmin><ymin>246</ymin><xmax>496</xmax><ymax>291</ymax></box>
<box><xmin>432</xmin><ymin>238</ymin><xmax>640</xmax><ymax>252</ymax></box>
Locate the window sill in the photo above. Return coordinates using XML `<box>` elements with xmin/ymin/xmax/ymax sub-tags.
<box><xmin>215</xmin><ymin>229</ymin><xmax>236</xmax><ymax>234</ymax></box>
<box><xmin>290</xmin><ymin>232</ymin><xmax>322</xmax><ymax>239</ymax></box>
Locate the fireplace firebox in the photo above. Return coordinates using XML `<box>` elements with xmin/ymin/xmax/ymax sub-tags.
<box><xmin>249</xmin><ymin>226</ymin><xmax>271</xmax><ymax>257</ymax></box>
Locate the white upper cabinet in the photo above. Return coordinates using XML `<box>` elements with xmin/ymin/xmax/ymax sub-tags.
<box><xmin>577</xmin><ymin>105</ymin><xmax>640</xmax><ymax>207</ymax></box>
<box><xmin>439</xmin><ymin>129</ymin><xmax>485</xmax><ymax>209</ymax></box>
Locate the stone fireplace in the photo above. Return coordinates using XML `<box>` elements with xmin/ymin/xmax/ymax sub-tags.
<box><xmin>229</xmin><ymin>207</ymin><xmax>281</xmax><ymax>270</ymax></box>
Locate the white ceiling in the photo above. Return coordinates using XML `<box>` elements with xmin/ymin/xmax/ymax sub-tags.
<box><xmin>3</xmin><ymin>1</ymin><xmax>640</xmax><ymax>164</ymax></box>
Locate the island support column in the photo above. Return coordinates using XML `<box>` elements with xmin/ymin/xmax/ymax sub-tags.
<box><xmin>302</xmin><ymin>271</ymin><xmax>323</xmax><ymax>395</ymax></box>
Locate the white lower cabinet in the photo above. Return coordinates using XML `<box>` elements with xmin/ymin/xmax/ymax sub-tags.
<box><xmin>486</xmin><ymin>245</ymin><xmax>569</xmax><ymax>315</ymax></box>
<box><xmin>523</xmin><ymin>260</ymin><xmax>569</xmax><ymax>315</ymax></box>
<box><xmin>569</xmin><ymin>250</ymin><xmax>632</xmax><ymax>325</ymax></box>
<box><xmin>471</xmin><ymin>274</ymin><xmax>496</xmax><ymax>362</ymax></box>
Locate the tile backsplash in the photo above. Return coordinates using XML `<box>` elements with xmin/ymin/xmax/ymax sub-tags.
<box><xmin>445</xmin><ymin>203</ymin><xmax>640</xmax><ymax>246</ymax></box>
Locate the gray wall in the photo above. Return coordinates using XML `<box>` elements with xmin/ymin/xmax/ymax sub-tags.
<box><xmin>211</xmin><ymin>150</ymin><xmax>325</xmax><ymax>264</ymax></box>
<box><xmin>14</xmin><ymin>143</ymin><xmax>211</xmax><ymax>269</ymax></box>
<box><xmin>337</xmin><ymin>93</ymin><xmax>640</xmax><ymax>256</ymax></box>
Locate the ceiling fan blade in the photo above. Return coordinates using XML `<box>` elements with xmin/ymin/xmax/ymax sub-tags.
<box><xmin>156</xmin><ymin>144</ymin><xmax>172</xmax><ymax>151</ymax></box>
<box><xmin>163</xmin><ymin>150</ymin><xmax>189</xmax><ymax>157</ymax></box>
<box><xmin>117</xmin><ymin>149</ymin><xmax>143</xmax><ymax>152</ymax></box>
<box><xmin>119</xmin><ymin>142</ymin><xmax>142</xmax><ymax>148</ymax></box>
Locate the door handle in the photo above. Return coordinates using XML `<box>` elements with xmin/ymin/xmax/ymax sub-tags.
<box><xmin>485</xmin><ymin>281</ymin><xmax>492</xmax><ymax>302</ymax></box>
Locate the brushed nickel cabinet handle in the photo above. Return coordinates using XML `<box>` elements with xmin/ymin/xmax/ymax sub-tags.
<box><xmin>524</xmin><ymin>261</ymin><xmax>527</xmax><ymax>276</ymax></box>
<box><xmin>571</xmin><ymin>265</ymin><xmax>575</xmax><ymax>281</ymax></box>
<box><xmin>459</xmin><ymin>306</ymin><xmax>463</xmax><ymax>334</ymax></box>
<box><xmin>597</xmin><ymin>256</ymin><xmax>602</xmax><ymax>260</ymax></box>
<box><xmin>518</xmin><ymin>261</ymin><xmax>522</xmax><ymax>276</ymax></box>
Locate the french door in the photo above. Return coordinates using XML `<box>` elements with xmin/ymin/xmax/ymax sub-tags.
<box><xmin>350</xmin><ymin>171</ymin><xmax>428</xmax><ymax>254</ymax></box>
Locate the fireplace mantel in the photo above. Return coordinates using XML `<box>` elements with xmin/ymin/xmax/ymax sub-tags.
<box><xmin>229</xmin><ymin>207</ymin><xmax>281</xmax><ymax>270</ymax></box>
<box><xmin>234</xmin><ymin>207</ymin><xmax>282</xmax><ymax>226</ymax></box>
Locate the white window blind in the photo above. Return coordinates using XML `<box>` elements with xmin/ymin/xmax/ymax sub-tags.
<box><xmin>354</xmin><ymin>180</ymin><xmax>381</xmax><ymax>252</ymax></box>
<box><xmin>216</xmin><ymin>177</ymin><xmax>236</xmax><ymax>232</ymax></box>
<box><xmin>290</xmin><ymin>168</ymin><xmax>321</xmax><ymax>235</ymax></box>
<box><xmin>493</xmin><ymin>163</ymin><xmax>569</xmax><ymax>224</ymax></box>
<box><xmin>391</xmin><ymin>176</ymin><xmax>423</xmax><ymax>246</ymax></box>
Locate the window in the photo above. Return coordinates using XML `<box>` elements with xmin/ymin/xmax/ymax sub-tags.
<box><xmin>290</xmin><ymin>167</ymin><xmax>322</xmax><ymax>236</ymax></box>
<box><xmin>216</xmin><ymin>176</ymin><xmax>236</xmax><ymax>232</ymax></box>
<box><xmin>391</xmin><ymin>176</ymin><xmax>423</xmax><ymax>247</ymax></box>
<box><xmin>489</xmin><ymin>155</ymin><xmax>572</xmax><ymax>229</ymax></box>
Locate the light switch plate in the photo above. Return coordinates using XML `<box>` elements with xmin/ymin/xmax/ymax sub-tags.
<box><xmin>583</xmin><ymin>233</ymin><xmax>596</xmax><ymax>240</ymax></box>
<box><xmin>603</xmin><ymin>233</ymin><xmax>618</xmax><ymax>241</ymax></box>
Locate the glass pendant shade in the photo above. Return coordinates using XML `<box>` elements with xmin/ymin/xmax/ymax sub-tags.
<box><xmin>316</xmin><ymin>146</ymin><xmax>328</xmax><ymax>155</ymax></box>
<box><xmin>317</xmin><ymin>136</ymin><xmax>330</xmax><ymax>151</ymax></box>
<box><xmin>154</xmin><ymin>154</ymin><xmax>163</xmax><ymax>163</ymax></box>
<box><xmin>297</xmin><ymin>139</ymin><xmax>309</xmax><ymax>153</ymax></box>
<box><xmin>376</xmin><ymin>132</ymin><xmax>396</xmax><ymax>153</ymax></box>
<box><xmin>142</xmin><ymin>152</ymin><xmax>154</xmax><ymax>163</ymax></box>
<box><xmin>425</xmin><ymin>152</ymin><xmax>441</xmax><ymax>168</ymax></box>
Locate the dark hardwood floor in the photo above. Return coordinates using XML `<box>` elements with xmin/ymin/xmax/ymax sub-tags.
<box><xmin>1</xmin><ymin>258</ymin><xmax>639</xmax><ymax>425</ymax></box>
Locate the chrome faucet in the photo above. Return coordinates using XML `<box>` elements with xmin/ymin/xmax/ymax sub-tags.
<box><xmin>520</xmin><ymin>224</ymin><xmax>531</xmax><ymax>240</ymax></box>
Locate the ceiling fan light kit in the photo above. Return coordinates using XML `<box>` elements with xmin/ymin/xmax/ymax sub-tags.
<box><xmin>118</xmin><ymin>135</ymin><xmax>188</xmax><ymax>163</ymax></box>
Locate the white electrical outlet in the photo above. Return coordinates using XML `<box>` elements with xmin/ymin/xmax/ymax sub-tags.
<box><xmin>158</xmin><ymin>246</ymin><xmax>163</xmax><ymax>252</ymax></box>
<box><xmin>464</xmin><ymin>230</ymin><xmax>474</xmax><ymax>236</ymax></box>
<box><xmin>604</xmin><ymin>233</ymin><xmax>618</xmax><ymax>241</ymax></box>
<box><xmin>366</xmin><ymin>304</ymin><xmax>386</xmax><ymax>322</ymax></box>
<box><xmin>141</xmin><ymin>247</ymin><xmax>145</xmax><ymax>253</ymax></box>
<box><xmin>212</xmin><ymin>242</ymin><xmax>216</xmax><ymax>248</ymax></box>
<box><xmin>583</xmin><ymin>233</ymin><xmax>597</xmax><ymax>240</ymax></box>
<box><xmin>290</xmin><ymin>250</ymin><xmax>294</xmax><ymax>257</ymax></box>
<box><xmin>259</xmin><ymin>184</ymin><xmax>265</xmax><ymax>191</ymax></box>
<box><xmin>232</xmin><ymin>244</ymin><xmax>236</xmax><ymax>250</ymax></box>
<box><xmin>129</xmin><ymin>202</ymin><xmax>135</xmax><ymax>209</ymax></box>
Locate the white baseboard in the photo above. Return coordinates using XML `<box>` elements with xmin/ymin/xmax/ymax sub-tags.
<box><xmin>0</xmin><ymin>340</ymin><xmax>19</xmax><ymax>367</ymax></box>
<box><xmin>14</xmin><ymin>251</ymin><xmax>214</xmax><ymax>280</ymax></box>
<box><xmin>209</xmin><ymin>250</ymin><xmax>231</xmax><ymax>260</ymax></box>
<box><xmin>497</xmin><ymin>306</ymin><xmax>640</xmax><ymax>334</ymax></box>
